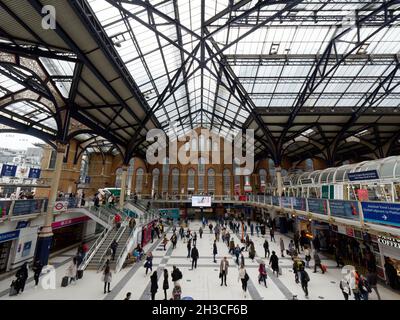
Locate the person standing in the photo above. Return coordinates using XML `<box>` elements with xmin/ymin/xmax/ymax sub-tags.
<box><xmin>150</xmin><ymin>271</ymin><xmax>158</xmax><ymax>300</ymax></box>
<box><xmin>145</xmin><ymin>252</ymin><xmax>153</xmax><ymax>275</ymax></box>
<box><xmin>384</xmin><ymin>258</ymin><xmax>399</xmax><ymax>290</ymax></box>
<box><xmin>187</xmin><ymin>238</ymin><xmax>192</xmax><ymax>259</ymax></box>
<box><xmin>263</xmin><ymin>239</ymin><xmax>270</xmax><ymax>258</ymax></box>
<box><xmin>114</xmin><ymin>213</ymin><xmax>121</xmax><ymax>230</ymax></box>
<box><xmin>171</xmin><ymin>266</ymin><xmax>183</xmax><ymax>285</ymax></box>
<box><xmin>299</xmin><ymin>269</ymin><xmax>310</xmax><ymax>297</ymax></box>
<box><xmin>270</xmin><ymin>227</ymin><xmax>275</xmax><ymax>242</ymax></box>
<box><xmin>199</xmin><ymin>227</ymin><xmax>203</xmax><ymax>239</ymax></box>
<box><xmin>66</xmin><ymin>258</ymin><xmax>78</xmax><ymax>284</ymax></box>
<box><xmin>269</xmin><ymin>251</ymin><xmax>279</xmax><ymax>277</ymax></box>
<box><xmin>249</xmin><ymin>242</ymin><xmax>256</xmax><ymax>261</ymax></box>
<box><xmin>110</xmin><ymin>240</ymin><xmax>118</xmax><ymax>261</ymax></box>
<box><xmin>162</xmin><ymin>234</ymin><xmax>168</xmax><ymax>251</ymax></box>
<box><xmin>190</xmin><ymin>245</ymin><xmax>199</xmax><ymax>270</ymax></box>
<box><xmin>294</xmin><ymin>232</ymin><xmax>300</xmax><ymax>254</ymax></box>
<box><xmin>280</xmin><ymin>237</ymin><xmax>285</xmax><ymax>258</ymax></box>
<box><xmin>220</xmin><ymin>257</ymin><xmax>229</xmax><ymax>286</ymax></box>
<box><xmin>238</xmin><ymin>264</ymin><xmax>249</xmax><ymax>298</ymax></box>
<box><xmin>213</xmin><ymin>240</ymin><xmax>218</xmax><ymax>263</ymax></box>
<box><xmin>304</xmin><ymin>246</ymin><xmax>311</xmax><ymax>268</ymax></box>
<box><xmin>163</xmin><ymin>269</ymin><xmax>169</xmax><ymax>300</ymax></box>
<box><xmin>170</xmin><ymin>232</ymin><xmax>178</xmax><ymax>249</ymax></box>
<box><xmin>313</xmin><ymin>251</ymin><xmax>324</xmax><ymax>274</ymax></box>
<box><xmin>193</xmin><ymin>232</ymin><xmax>197</xmax><ymax>246</ymax></box>
<box><xmin>250</xmin><ymin>223</ymin><xmax>254</xmax><ymax>236</ymax></box>
<box><xmin>366</xmin><ymin>271</ymin><xmax>381</xmax><ymax>300</ymax></box>
<box><xmin>129</xmin><ymin>217</ymin><xmax>136</xmax><ymax>233</ymax></box>
<box><xmin>256</xmin><ymin>223</ymin><xmax>260</xmax><ymax>237</ymax></box>
<box><xmin>15</xmin><ymin>262</ymin><xmax>28</xmax><ymax>294</ymax></box>
<box><xmin>124</xmin><ymin>292</ymin><xmax>131</xmax><ymax>300</ymax></box>
<box><xmin>32</xmin><ymin>260</ymin><xmax>43</xmax><ymax>288</ymax></box>
<box><xmin>102</xmin><ymin>264</ymin><xmax>112</xmax><ymax>294</ymax></box>
<box><xmin>340</xmin><ymin>278</ymin><xmax>351</xmax><ymax>300</ymax></box>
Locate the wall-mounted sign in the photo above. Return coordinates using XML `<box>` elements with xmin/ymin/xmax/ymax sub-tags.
<box><xmin>329</xmin><ymin>200</ymin><xmax>359</xmax><ymax>220</ymax></box>
<box><xmin>28</xmin><ymin>168</ymin><xmax>41</xmax><ymax>179</ymax></box>
<box><xmin>1</xmin><ymin>164</ymin><xmax>17</xmax><ymax>177</ymax></box>
<box><xmin>292</xmin><ymin>198</ymin><xmax>306</xmax><ymax>211</ymax></box>
<box><xmin>16</xmin><ymin>221</ymin><xmax>29</xmax><ymax>229</ymax></box>
<box><xmin>378</xmin><ymin>236</ymin><xmax>400</xmax><ymax>249</ymax></box>
<box><xmin>51</xmin><ymin>216</ymin><xmax>90</xmax><ymax>229</ymax></box>
<box><xmin>300</xmin><ymin>178</ymin><xmax>313</xmax><ymax>185</ymax></box>
<box><xmin>53</xmin><ymin>201</ymin><xmax>69</xmax><ymax>213</ymax></box>
<box><xmin>283</xmin><ymin>181</ymin><xmax>291</xmax><ymax>186</ymax></box>
<box><xmin>361</xmin><ymin>202</ymin><xmax>400</xmax><ymax>227</ymax></box>
<box><xmin>307</xmin><ymin>198</ymin><xmax>328</xmax><ymax>215</ymax></box>
<box><xmin>347</xmin><ymin>170</ymin><xmax>379</xmax><ymax>181</ymax></box>
<box><xmin>0</xmin><ymin>230</ymin><xmax>20</xmax><ymax>243</ymax></box>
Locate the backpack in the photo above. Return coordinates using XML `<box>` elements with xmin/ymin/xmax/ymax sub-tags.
<box><xmin>177</xmin><ymin>270</ymin><xmax>183</xmax><ymax>280</ymax></box>
<box><xmin>244</xmin><ymin>272</ymin><xmax>249</xmax><ymax>282</ymax></box>
<box><xmin>304</xmin><ymin>271</ymin><xmax>310</xmax><ymax>282</ymax></box>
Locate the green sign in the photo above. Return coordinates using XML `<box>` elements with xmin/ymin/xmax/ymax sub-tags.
<box><xmin>158</xmin><ymin>208</ymin><xmax>180</xmax><ymax>219</ymax></box>
<box><xmin>321</xmin><ymin>185</ymin><xmax>334</xmax><ymax>199</ymax></box>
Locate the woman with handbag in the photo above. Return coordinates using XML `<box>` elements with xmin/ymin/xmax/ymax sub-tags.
<box><xmin>238</xmin><ymin>263</ymin><xmax>249</xmax><ymax>298</ymax></box>
<box><xmin>162</xmin><ymin>269</ymin><xmax>169</xmax><ymax>300</ymax></box>
<box><xmin>258</xmin><ymin>262</ymin><xmax>267</xmax><ymax>287</ymax></box>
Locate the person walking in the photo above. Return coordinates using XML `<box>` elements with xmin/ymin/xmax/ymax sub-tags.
<box><xmin>220</xmin><ymin>257</ymin><xmax>229</xmax><ymax>286</ymax></box>
<box><xmin>270</xmin><ymin>227</ymin><xmax>275</xmax><ymax>242</ymax></box>
<box><xmin>304</xmin><ymin>246</ymin><xmax>311</xmax><ymax>268</ymax></box>
<box><xmin>170</xmin><ymin>232</ymin><xmax>178</xmax><ymax>249</ymax></box>
<box><xmin>193</xmin><ymin>232</ymin><xmax>197</xmax><ymax>246</ymax></box>
<box><xmin>294</xmin><ymin>232</ymin><xmax>300</xmax><ymax>254</ymax></box>
<box><xmin>32</xmin><ymin>260</ymin><xmax>43</xmax><ymax>288</ymax></box>
<box><xmin>229</xmin><ymin>239</ymin><xmax>235</xmax><ymax>255</ymax></box>
<box><xmin>366</xmin><ymin>271</ymin><xmax>381</xmax><ymax>300</ymax></box>
<box><xmin>340</xmin><ymin>278</ymin><xmax>351</xmax><ymax>300</ymax></box>
<box><xmin>250</xmin><ymin>223</ymin><xmax>254</xmax><ymax>236</ymax></box>
<box><xmin>162</xmin><ymin>234</ymin><xmax>168</xmax><ymax>251</ymax></box>
<box><xmin>280</xmin><ymin>237</ymin><xmax>285</xmax><ymax>258</ymax></box>
<box><xmin>15</xmin><ymin>262</ymin><xmax>28</xmax><ymax>294</ymax></box>
<box><xmin>238</xmin><ymin>264</ymin><xmax>249</xmax><ymax>298</ymax></box>
<box><xmin>258</xmin><ymin>262</ymin><xmax>267</xmax><ymax>287</ymax></box>
<box><xmin>110</xmin><ymin>240</ymin><xmax>118</xmax><ymax>261</ymax></box>
<box><xmin>199</xmin><ymin>227</ymin><xmax>203</xmax><ymax>239</ymax></box>
<box><xmin>145</xmin><ymin>252</ymin><xmax>153</xmax><ymax>275</ymax></box>
<box><xmin>269</xmin><ymin>251</ymin><xmax>279</xmax><ymax>277</ymax></box>
<box><xmin>256</xmin><ymin>223</ymin><xmax>260</xmax><ymax>237</ymax></box>
<box><xmin>234</xmin><ymin>245</ymin><xmax>241</xmax><ymax>265</ymax></box>
<box><xmin>66</xmin><ymin>257</ymin><xmax>78</xmax><ymax>284</ymax></box>
<box><xmin>263</xmin><ymin>239</ymin><xmax>270</xmax><ymax>258</ymax></box>
<box><xmin>249</xmin><ymin>242</ymin><xmax>256</xmax><ymax>261</ymax></box>
<box><xmin>163</xmin><ymin>269</ymin><xmax>169</xmax><ymax>300</ymax></box>
<box><xmin>187</xmin><ymin>238</ymin><xmax>192</xmax><ymax>259</ymax></box>
<box><xmin>190</xmin><ymin>245</ymin><xmax>199</xmax><ymax>270</ymax></box>
<box><xmin>150</xmin><ymin>271</ymin><xmax>158</xmax><ymax>300</ymax></box>
<box><xmin>213</xmin><ymin>240</ymin><xmax>218</xmax><ymax>263</ymax></box>
<box><xmin>299</xmin><ymin>269</ymin><xmax>310</xmax><ymax>297</ymax></box>
<box><xmin>358</xmin><ymin>273</ymin><xmax>371</xmax><ymax>300</ymax></box>
<box><xmin>313</xmin><ymin>251</ymin><xmax>325</xmax><ymax>274</ymax></box>
<box><xmin>102</xmin><ymin>264</ymin><xmax>112</xmax><ymax>294</ymax></box>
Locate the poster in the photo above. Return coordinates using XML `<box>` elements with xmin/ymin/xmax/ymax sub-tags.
<box><xmin>329</xmin><ymin>200</ymin><xmax>360</xmax><ymax>220</ymax></box>
<box><xmin>307</xmin><ymin>198</ymin><xmax>328</xmax><ymax>215</ymax></box>
<box><xmin>347</xmin><ymin>170</ymin><xmax>379</xmax><ymax>181</ymax></box>
<box><xmin>1</xmin><ymin>164</ymin><xmax>17</xmax><ymax>177</ymax></box>
<box><xmin>292</xmin><ymin>198</ymin><xmax>306</xmax><ymax>211</ymax></box>
<box><xmin>28</xmin><ymin>168</ymin><xmax>41</xmax><ymax>179</ymax></box>
<box><xmin>361</xmin><ymin>202</ymin><xmax>400</xmax><ymax>227</ymax></box>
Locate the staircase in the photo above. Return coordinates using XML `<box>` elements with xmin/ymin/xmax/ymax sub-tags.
<box><xmin>68</xmin><ymin>206</ymin><xmax>114</xmax><ymax>229</ymax></box>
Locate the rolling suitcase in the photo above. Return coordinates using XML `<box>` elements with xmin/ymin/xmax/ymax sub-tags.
<box><xmin>77</xmin><ymin>270</ymin><xmax>83</xmax><ymax>279</ymax></box>
<box><xmin>321</xmin><ymin>264</ymin><xmax>327</xmax><ymax>273</ymax></box>
<box><xmin>61</xmin><ymin>276</ymin><xmax>69</xmax><ymax>287</ymax></box>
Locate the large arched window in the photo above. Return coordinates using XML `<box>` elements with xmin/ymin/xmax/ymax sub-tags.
<box><xmin>79</xmin><ymin>152</ymin><xmax>89</xmax><ymax>183</ymax></box>
<box><xmin>162</xmin><ymin>158</ymin><xmax>169</xmax><ymax>193</ymax></box>
<box><xmin>198</xmin><ymin>157</ymin><xmax>206</xmax><ymax>192</ymax></box>
<box><xmin>223</xmin><ymin>168</ymin><xmax>231</xmax><ymax>195</ymax></box>
<box><xmin>126</xmin><ymin>158</ymin><xmax>135</xmax><ymax>195</ymax></box>
<box><xmin>171</xmin><ymin>168</ymin><xmax>179</xmax><ymax>192</ymax></box>
<box><xmin>207</xmin><ymin>168</ymin><xmax>215</xmax><ymax>193</ymax></box>
<box><xmin>152</xmin><ymin>168</ymin><xmax>160</xmax><ymax>195</ymax></box>
<box><xmin>115</xmin><ymin>168</ymin><xmax>123</xmax><ymax>188</ymax></box>
<box><xmin>135</xmin><ymin>168</ymin><xmax>144</xmax><ymax>193</ymax></box>
<box><xmin>268</xmin><ymin>158</ymin><xmax>276</xmax><ymax>182</ymax></box>
<box><xmin>187</xmin><ymin>168</ymin><xmax>195</xmax><ymax>191</ymax></box>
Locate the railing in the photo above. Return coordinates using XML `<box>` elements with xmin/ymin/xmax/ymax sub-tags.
<box><xmin>78</xmin><ymin>227</ymin><xmax>109</xmax><ymax>271</ymax></box>
<box><xmin>87</xmin><ymin>205</ymin><xmax>114</xmax><ymax>227</ymax></box>
<box><xmin>114</xmin><ymin>226</ymin><xmax>138</xmax><ymax>273</ymax></box>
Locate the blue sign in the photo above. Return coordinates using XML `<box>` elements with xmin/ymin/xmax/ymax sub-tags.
<box><xmin>28</xmin><ymin>168</ymin><xmax>41</xmax><ymax>179</ymax></box>
<box><xmin>16</xmin><ymin>221</ymin><xmax>29</xmax><ymax>229</ymax></box>
<box><xmin>281</xmin><ymin>197</ymin><xmax>292</xmax><ymax>208</ymax></box>
<box><xmin>0</xmin><ymin>230</ymin><xmax>20</xmax><ymax>243</ymax></box>
<box><xmin>348</xmin><ymin>170</ymin><xmax>379</xmax><ymax>181</ymax></box>
<box><xmin>272</xmin><ymin>196</ymin><xmax>281</xmax><ymax>207</ymax></box>
<box><xmin>293</xmin><ymin>198</ymin><xmax>306</xmax><ymax>211</ymax></box>
<box><xmin>1</xmin><ymin>164</ymin><xmax>17</xmax><ymax>177</ymax></box>
<box><xmin>329</xmin><ymin>200</ymin><xmax>360</xmax><ymax>220</ymax></box>
<box><xmin>307</xmin><ymin>199</ymin><xmax>328</xmax><ymax>215</ymax></box>
<box><xmin>362</xmin><ymin>202</ymin><xmax>400</xmax><ymax>227</ymax></box>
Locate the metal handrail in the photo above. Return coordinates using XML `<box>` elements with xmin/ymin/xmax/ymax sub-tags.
<box><xmin>78</xmin><ymin>227</ymin><xmax>109</xmax><ymax>271</ymax></box>
<box><xmin>96</xmin><ymin>216</ymin><xmax>130</xmax><ymax>272</ymax></box>
<box><xmin>114</xmin><ymin>225</ymin><xmax>138</xmax><ymax>273</ymax></box>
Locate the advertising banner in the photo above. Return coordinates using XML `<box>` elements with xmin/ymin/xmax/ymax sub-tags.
<box><xmin>361</xmin><ymin>202</ymin><xmax>400</xmax><ymax>227</ymax></box>
<box><xmin>281</xmin><ymin>197</ymin><xmax>292</xmax><ymax>208</ymax></box>
<box><xmin>0</xmin><ymin>230</ymin><xmax>20</xmax><ymax>243</ymax></box>
<box><xmin>1</xmin><ymin>164</ymin><xmax>17</xmax><ymax>177</ymax></box>
<box><xmin>159</xmin><ymin>208</ymin><xmax>180</xmax><ymax>220</ymax></box>
<box><xmin>0</xmin><ymin>200</ymin><xmax>12</xmax><ymax>218</ymax></box>
<box><xmin>307</xmin><ymin>198</ymin><xmax>328</xmax><ymax>215</ymax></box>
<box><xmin>292</xmin><ymin>197</ymin><xmax>306</xmax><ymax>211</ymax></box>
<box><xmin>272</xmin><ymin>196</ymin><xmax>281</xmax><ymax>207</ymax></box>
<box><xmin>192</xmin><ymin>196</ymin><xmax>212</xmax><ymax>207</ymax></box>
<box><xmin>329</xmin><ymin>200</ymin><xmax>360</xmax><ymax>220</ymax></box>
<box><xmin>28</xmin><ymin>168</ymin><xmax>41</xmax><ymax>179</ymax></box>
<box><xmin>13</xmin><ymin>199</ymin><xmax>44</xmax><ymax>216</ymax></box>
<box><xmin>348</xmin><ymin>170</ymin><xmax>379</xmax><ymax>181</ymax></box>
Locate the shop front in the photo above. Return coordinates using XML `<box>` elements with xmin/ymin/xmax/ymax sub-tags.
<box><xmin>312</xmin><ymin>220</ymin><xmax>331</xmax><ymax>252</ymax></box>
<box><xmin>0</xmin><ymin>230</ymin><xmax>20</xmax><ymax>273</ymax></box>
<box><xmin>377</xmin><ymin>235</ymin><xmax>400</xmax><ymax>290</ymax></box>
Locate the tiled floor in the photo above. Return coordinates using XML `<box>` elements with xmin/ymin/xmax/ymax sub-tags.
<box><xmin>1</xmin><ymin>220</ymin><xmax>399</xmax><ymax>300</ymax></box>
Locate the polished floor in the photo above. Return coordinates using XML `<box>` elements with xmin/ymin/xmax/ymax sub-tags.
<box><xmin>1</xmin><ymin>220</ymin><xmax>399</xmax><ymax>300</ymax></box>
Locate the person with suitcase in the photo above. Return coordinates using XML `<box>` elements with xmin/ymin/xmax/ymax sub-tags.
<box><xmin>66</xmin><ymin>257</ymin><xmax>78</xmax><ymax>284</ymax></box>
<box><xmin>15</xmin><ymin>262</ymin><xmax>28</xmax><ymax>294</ymax></box>
<box><xmin>313</xmin><ymin>251</ymin><xmax>325</xmax><ymax>274</ymax></box>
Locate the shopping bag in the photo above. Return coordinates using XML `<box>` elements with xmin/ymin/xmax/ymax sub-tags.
<box><xmin>61</xmin><ymin>276</ymin><xmax>69</xmax><ymax>287</ymax></box>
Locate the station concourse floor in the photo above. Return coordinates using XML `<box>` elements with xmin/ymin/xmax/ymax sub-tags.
<box><xmin>0</xmin><ymin>220</ymin><xmax>399</xmax><ymax>301</ymax></box>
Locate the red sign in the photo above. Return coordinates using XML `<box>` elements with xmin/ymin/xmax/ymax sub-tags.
<box><xmin>51</xmin><ymin>216</ymin><xmax>90</xmax><ymax>229</ymax></box>
<box><xmin>346</xmin><ymin>227</ymin><xmax>354</xmax><ymax>237</ymax></box>
<box><xmin>142</xmin><ymin>221</ymin><xmax>156</xmax><ymax>247</ymax></box>
<box><xmin>357</xmin><ymin>189</ymin><xmax>369</xmax><ymax>201</ymax></box>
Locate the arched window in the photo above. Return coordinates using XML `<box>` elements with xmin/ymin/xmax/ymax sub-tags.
<box><xmin>207</xmin><ymin>138</ymin><xmax>212</xmax><ymax>151</ymax></box>
<box><xmin>305</xmin><ymin>158</ymin><xmax>314</xmax><ymax>171</ymax></box>
<box><xmin>152</xmin><ymin>168</ymin><xmax>160</xmax><ymax>195</ymax></box>
<box><xmin>223</xmin><ymin>168</ymin><xmax>231</xmax><ymax>195</ymax></box>
<box><xmin>115</xmin><ymin>168</ymin><xmax>123</xmax><ymax>188</ymax></box>
<box><xmin>135</xmin><ymin>168</ymin><xmax>144</xmax><ymax>193</ymax></box>
<box><xmin>212</xmin><ymin>141</ymin><xmax>219</xmax><ymax>151</ymax></box>
<box><xmin>199</xmin><ymin>134</ymin><xmax>206</xmax><ymax>151</ymax></box>
<box><xmin>268</xmin><ymin>158</ymin><xmax>276</xmax><ymax>182</ymax></box>
<box><xmin>127</xmin><ymin>158</ymin><xmax>135</xmax><ymax>195</ymax></box>
<box><xmin>207</xmin><ymin>168</ymin><xmax>215</xmax><ymax>193</ymax></box>
<box><xmin>79</xmin><ymin>152</ymin><xmax>89</xmax><ymax>183</ymax></box>
<box><xmin>184</xmin><ymin>142</ymin><xmax>190</xmax><ymax>152</ymax></box>
<box><xmin>198</xmin><ymin>157</ymin><xmax>206</xmax><ymax>192</ymax></box>
<box><xmin>172</xmin><ymin>168</ymin><xmax>179</xmax><ymax>192</ymax></box>
<box><xmin>259</xmin><ymin>169</ymin><xmax>267</xmax><ymax>185</ymax></box>
<box><xmin>187</xmin><ymin>168</ymin><xmax>195</xmax><ymax>191</ymax></box>
<box><xmin>162</xmin><ymin>158</ymin><xmax>169</xmax><ymax>193</ymax></box>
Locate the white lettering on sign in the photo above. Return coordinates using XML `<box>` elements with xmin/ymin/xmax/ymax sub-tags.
<box><xmin>378</xmin><ymin>236</ymin><xmax>400</xmax><ymax>249</ymax></box>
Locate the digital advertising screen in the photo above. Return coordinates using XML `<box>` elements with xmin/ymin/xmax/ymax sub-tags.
<box><xmin>192</xmin><ymin>196</ymin><xmax>212</xmax><ymax>207</ymax></box>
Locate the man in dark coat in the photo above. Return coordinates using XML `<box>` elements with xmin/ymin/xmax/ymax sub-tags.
<box><xmin>190</xmin><ymin>246</ymin><xmax>199</xmax><ymax>270</ymax></box>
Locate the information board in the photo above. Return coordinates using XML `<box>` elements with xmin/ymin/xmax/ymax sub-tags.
<box><xmin>361</xmin><ymin>202</ymin><xmax>400</xmax><ymax>227</ymax></box>
<box><xmin>292</xmin><ymin>198</ymin><xmax>306</xmax><ymax>211</ymax></box>
<box><xmin>1</xmin><ymin>164</ymin><xmax>17</xmax><ymax>177</ymax></box>
<box><xmin>329</xmin><ymin>200</ymin><xmax>360</xmax><ymax>220</ymax></box>
<box><xmin>192</xmin><ymin>196</ymin><xmax>212</xmax><ymax>207</ymax></box>
<box><xmin>28</xmin><ymin>168</ymin><xmax>41</xmax><ymax>179</ymax></box>
<box><xmin>348</xmin><ymin>170</ymin><xmax>379</xmax><ymax>181</ymax></box>
<box><xmin>307</xmin><ymin>198</ymin><xmax>328</xmax><ymax>215</ymax></box>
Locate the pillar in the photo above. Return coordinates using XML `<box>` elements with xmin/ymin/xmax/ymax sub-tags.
<box><xmin>276</xmin><ymin>166</ymin><xmax>283</xmax><ymax>196</ymax></box>
<box><xmin>119</xmin><ymin>165</ymin><xmax>128</xmax><ymax>207</ymax></box>
<box><xmin>35</xmin><ymin>142</ymin><xmax>66</xmax><ymax>265</ymax></box>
